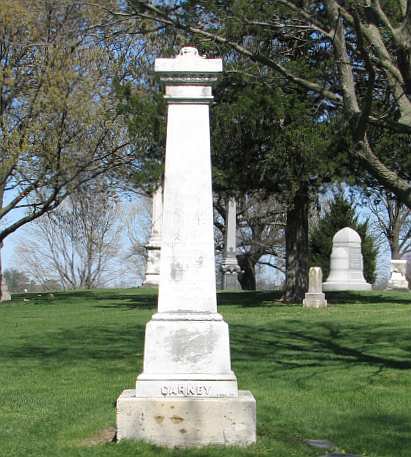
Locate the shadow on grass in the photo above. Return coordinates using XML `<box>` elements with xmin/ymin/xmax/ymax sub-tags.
<box><xmin>326</xmin><ymin>290</ymin><xmax>411</xmax><ymax>305</ymax></box>
<box><xmin>230</xmin><ymin>321</ymin><xmax>411</xmax><ymax>371</ymax></box>
<box><xmin>93</xmin><ymin>294</ymin><xmax>157</xmax><ymax>310</ymax></box>
<box><xmin>0</xmin><ymin>324</ymin><xmax>146</xmax><ymax>366</ymax></box>
<box><xmin>217</xmin><ymin>290</ymin><xmax>286</xmax><ymax>307</ymax></box>
<box><xmin>12</xmin><ymin>289</ymin><xmax>410</xmax><ymax>310</ymax></box>
<box><xmin>2</xmin><ymin>311</ymin><xmax>411</xmax><ymax>374</ymax></box>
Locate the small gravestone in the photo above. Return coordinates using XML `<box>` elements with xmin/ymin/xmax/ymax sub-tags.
<box><xmin>323</xmin><ymin>227</ymin><xmax>371</xmax><ymax>291</ymax></box>
<box><xmin>387</xmin><ymin>259</ymin><xmax>409</xmax><ymax>290</ymax></box>
<box><xmin>303</xmin><ymin>267</ymin><xmax>327</xmax><ymax>308</ymax></box>
<box><xmin>0</xmin><ymin>276</ymin><xmax>11</xmax><ymax>302</ymax></box>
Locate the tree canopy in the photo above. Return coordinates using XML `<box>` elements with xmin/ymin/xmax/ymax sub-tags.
<box><xmin>119</xmin><ymin>0</ymin><xmax>411</xmax><ymax>208</ymax></box>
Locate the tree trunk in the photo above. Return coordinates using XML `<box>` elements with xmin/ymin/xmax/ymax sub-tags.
<box><xmin>283</xmin><ymin>183</ymin><xmax>309</xmax><ymax>303</ymax></box>
<box><xmin>237</xmin><ymin>254</ymin><xmax>257</xmax><ymax>290</ymax></box>
<box><xmin>0</xmin><ymin>184</ymin><xmax>4</xmax><ymax>299</ymax></box>
<box><xmin>0</xmin><ymin>243</ymin><xmax>3</xmax><ymax>300</ymax></box>
<box><xmin>390</xmin><ymin>240</ymin><xmax>401</xmax><ymax>260</ymax></box>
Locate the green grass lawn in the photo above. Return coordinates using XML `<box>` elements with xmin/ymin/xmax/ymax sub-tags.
<box><xmin>0</xmin><ymin>288</ymin><xmax>410</xmax><ymax>457</ymax></box>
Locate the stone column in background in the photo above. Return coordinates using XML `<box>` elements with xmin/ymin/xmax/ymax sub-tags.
<box><xmin>387</xmin><ymin>259</ymin><xmax>409</xmax><ymax>290</ymax></box>
<box><xmin>221</xmin><ymin>197</ymin><xmax>241</xmax><ymax>290</ymax></box>
<box><xmin>0</xmin><ymin>242</ymin><xmax>11</xmax><ymax>302</ymax></box>
<box><xmin>303</xmin><ymin>267</ymin><xmax>327</xmax><ymax>308</ymax></box>
<box><xmin>117</xmin><ymin>47</ymin><xmax>256</xmax><ymax>447</ymax></box>
<box><xmin>0</xmin><ymin>276</ymin><xmax>11</xmax><ymax>302</ymax></box>
<box><xmin>142</xmin><ymin>185</ymin><xmax>163</xmax><ymax>288</ymax></box>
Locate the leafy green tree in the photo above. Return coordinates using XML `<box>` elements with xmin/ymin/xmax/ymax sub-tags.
<box><xmin>211</xmin><ymin>73</ymin><xmax>337</xmax><ymax>300</ymax></box>
<box><xmin>310</xmin><ymin>195</ymin><xmax>377</xmax><ymax>284</ymax></box>
<box><xmin>120</xmin><ymin>0</ymin><xmax>411</xmax><ymax>209</ymax></box>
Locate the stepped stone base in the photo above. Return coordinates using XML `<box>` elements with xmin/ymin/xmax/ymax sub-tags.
<box><xmin>387</xmin><ymin>279</ymin><xmax>409</xmax><ymax>290</ymax></box>
<box><xmin>323</xmin><ymin>281</ymin><xmax>372</xmax><ymax>291</ymax></box>
<box><xmin>116</xmin><ymin>389</ymin><xmax>256</xmax><ymax>447</ymax></box>
<box><xmin>141</xmin><ymin>280</ymin><xmax>159</xmax><ymax>289</ymax></box>
<box><xmin>303</xmin><ymin>293</ymin><xmax>327</xmax><ymax>308</ymax></box>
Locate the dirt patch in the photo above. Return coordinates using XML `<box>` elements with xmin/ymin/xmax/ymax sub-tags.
<box><xmin>155</xmin><ymin>415</ymin><xmax>165</xmax><ymax>424</ymax></box>
<box><xmin>170</xmin><ymin>415</ymin><xmax>184</xmax><ymax>424</ymax></box>
<box><xmin>80</xmin><ymin>427</ymin><xmax>116</xmax><ymax>446</ymax></box>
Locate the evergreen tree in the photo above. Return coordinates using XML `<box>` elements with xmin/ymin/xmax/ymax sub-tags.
<box><xmin>310</xmin><ymin>196</ymin><xmax>377</xmax><ymax>284</ymax></box>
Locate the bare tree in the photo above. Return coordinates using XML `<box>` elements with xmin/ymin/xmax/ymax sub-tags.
<box><xmin>123</xmin><ymin>195</ymin><xmax>151</xmax><ymax>285</ymax></box>
<box><xmin>361</xmin><ymin>188</ymin><xmax>411</xmax><ymax>260</ymax></box>
<box><xmin>214</xmin><ymin>192</ymin><xmax>286</xmax><ymax>290</ymax></box>
<box><xmin>0</xmin><ymin>0</ymin><xmax>147</xmax><ymax>294</ymax></box>
<box><xmin>16</xmin><ymin>184</ymin><xmax>123</xmax><ymax>289</ymax></box>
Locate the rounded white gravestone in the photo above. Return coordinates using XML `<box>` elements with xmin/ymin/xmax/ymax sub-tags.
<box><xmin>323</xmin><ymin>227</ymin><xmax>372</xmax><ymax>291</ymax></box>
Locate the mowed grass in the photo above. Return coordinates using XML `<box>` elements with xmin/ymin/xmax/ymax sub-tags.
<box><xmin>0</xmin><ymin>288</ymin><xmax>410</xmax><ymax>457</ymax></box>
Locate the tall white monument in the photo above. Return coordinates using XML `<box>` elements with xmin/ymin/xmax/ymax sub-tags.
<box><xmin>221</xmin><ymin>197</ymin><xmax>241</xmax><ymax>289</ymax></box>
<box><xmin>117</xmin><ymin>47</ymin><xmax>256</xmax><ymax>447</ymax></box>
<box><xmin>142</xmin><ymin>185</ymin><xmax>163</xmax><ymax>288</ymax></box>
<box><xmin>387</xmin><ymin>259</ymin><xmax>409</xmax><ymax>290</ymax></box>
<box><xmin>323</xmin><ymin>227</ymin><xmax>372</xmax><ymax>291</ymax></box>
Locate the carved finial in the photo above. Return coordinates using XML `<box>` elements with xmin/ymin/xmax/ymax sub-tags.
<box><xmin>178</xmin><ymin>47</ymin><xmax>199</xmax><ymax>57</ymax></box>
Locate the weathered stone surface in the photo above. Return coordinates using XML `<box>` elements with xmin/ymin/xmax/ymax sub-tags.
<box><xmin>136</xmin><ymin>318</ymin><xmax>237</xmax><ymax>397</ymax></box>
<box><xmin>0</xmin><ymin>276</ymin><xmax>11</xmax><ymax>301</ymax></box>
<box><xmin>323</xmin><ymin>227</ymin><xmax>372</xmax><ymax>291</ymax></box>
<box><xmin>387</xmin><ymin>259</ymin><xmax>409</xmax><ymax>290</ymax></box>
<box><xmin>117</xmin><ymin>389</ymin><xmax>256</xmax><ymax>447</ymax></box>
<box><xmin>303</xmin><ymin>267</ymin><xmax>327</xmax><ymax>308</ymax></box>
<box><xmin>117</xmin><ymin>47</ymin><xmax>255</xmax><ymax>447</ymax></box>
<box><xmin>142</xmin><ymin>186</ymin><xmax>163</xmax><ymax>288</ymax></box>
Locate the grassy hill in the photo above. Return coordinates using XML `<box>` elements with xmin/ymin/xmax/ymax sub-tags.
<box><xmin>0</xmin><ymin>288</ymin><xmax>410</xmax><ymax>457</ymax></box>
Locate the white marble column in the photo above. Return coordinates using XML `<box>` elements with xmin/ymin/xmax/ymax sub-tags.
<box><xmin>137</xmin><ymin>47</ymin><xmax>236</xmax><ymax>396</ymax></box>
<box><xmin>142</xmin><ymin>186</ymin><xmax>163</xmax><ymax>288</ymax></box>
<box><xmin>221</xmin><ymin>197</ymin><xmax>241</xmax><ymax>289</ymax></box>
<box><xmin>117</xmin><ymin>47</ymin><xmax>255</xmax><ymax>447</ymax></box>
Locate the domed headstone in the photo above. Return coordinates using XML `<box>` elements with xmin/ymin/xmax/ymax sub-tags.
<box><xmin>323</xmin><ymin>227</ymin><xmax>372</xmax><ymax>291</ymax></box>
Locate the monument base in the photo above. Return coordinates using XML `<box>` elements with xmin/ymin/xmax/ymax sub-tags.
<box><xmin>141</xmin><ymin>277</ymin><xmax>160</xmax><ymax>288</ymax></box>
<box><xmin>223</xmin><ymin>272</ymin><xmax>241</xmax><ymax>290</ymax></box>
<box><xmin>387</xmin><ymin>279</ymin><xmax>409</xmax><ymax>290</ymax></box>
<box><xmin>116</xmin><ymin>389</ymin><xmax>256</xmax><ymax>447</ymax></box>
<box><xmin>303</xmin><ymin>293</ymin><xmax>327</xmax><ymax>308</ymax></box>
<box><xmin>322</xmin><ymin>281</ymin><xmax>372</xmax><ymax>291</ymax></box>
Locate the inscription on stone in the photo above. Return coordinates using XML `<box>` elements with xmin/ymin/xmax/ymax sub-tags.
<box><xmin>161</xmin><ymin>384</ymin><xmax>211</xmax><ymax>397</ymax></box>
<box><xmin>349</xmin><ymin>249</ymin><xmax>362</xmax><ymax>270</ymax></box>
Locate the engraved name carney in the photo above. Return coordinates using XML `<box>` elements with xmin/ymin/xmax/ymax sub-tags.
<box><xmin>161</xmin><ymin>384</ymin><xmax>211</xmax><ymax>397</ymax></box>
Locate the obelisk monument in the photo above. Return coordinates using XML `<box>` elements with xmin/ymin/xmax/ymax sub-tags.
<box><xmin>142</xmin><ymin>185</ymin><xmax>162</xmax><ymax>288</ymax></box>
<box><xmin>117</xmin><ymin>47</ymin><xmax>256</xmax><ymax>447</ymax></box>
<box><xmin>221</xmin><ymin>197</ymin><xmax>241</xmax><ymax>289</ymax></box>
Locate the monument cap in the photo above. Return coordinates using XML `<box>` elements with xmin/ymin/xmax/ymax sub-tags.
<box><xmin>155</xmin><ymin>47</ymin><xmax>222</xmax><ymax>76</ymax></box>
<box><xmin>333</xmin><ymin>227</ymin><xmax>361</xmax><ymax>244</ymax></box>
